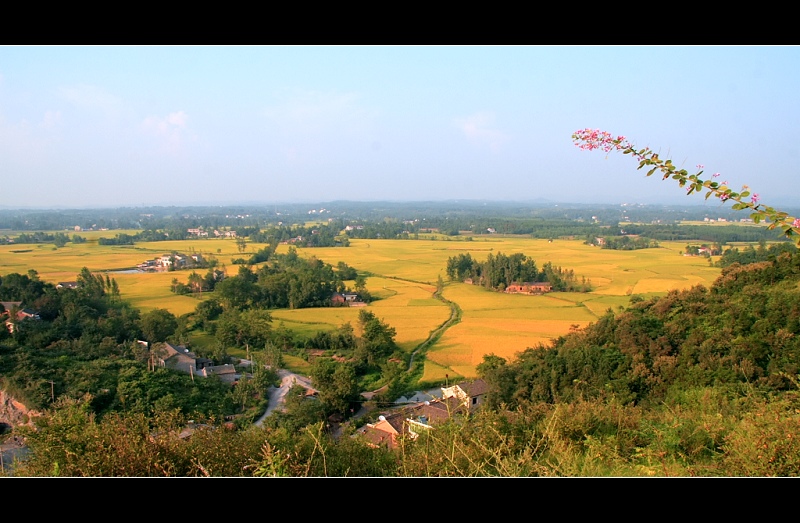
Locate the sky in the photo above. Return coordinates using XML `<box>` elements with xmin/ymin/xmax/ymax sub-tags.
<box><xmin>2</xmin><ymin>45</ymin><xmax>799</xmax><ymax>210</ymax></box>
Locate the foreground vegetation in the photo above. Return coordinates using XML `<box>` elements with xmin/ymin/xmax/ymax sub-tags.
<box><xmin>2</xmin><ymin>242</ymin><xmax>799</xmax><ymax>476</ymax></box>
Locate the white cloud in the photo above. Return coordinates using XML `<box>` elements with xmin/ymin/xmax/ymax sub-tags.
<box><xmin>455</xmin><ymin>111</ymin><xmax>510</xmax><ymax>152</ymax></box>
<box><xmin>59</xmin><ymin>84</ymin><xmax>125</xmax><ymax>118</ymax></box>
<box><xmin>167</xmin><ymin>111</ymin><xmax>188</xmax><ymax>127</ymax></box>
<box><xmin>41</xmin><ymin>110</ymin><xmax>62</xmax><ymax>130</ymax></box>
<box><xmin>264</xmin><ymin>91</ymin><xmax>376</xmax><ymax>134</ymax></box>
<box><xmin>142</xmin><ymin>110</ymin><xmax>190</xmax><ymax>153</ymax></box>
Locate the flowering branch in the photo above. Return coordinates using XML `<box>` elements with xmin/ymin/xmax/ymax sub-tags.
<box><xmin>571</xmin><ymin>128</ymin><xmax>800</xmax><ymax>246</ymax></box>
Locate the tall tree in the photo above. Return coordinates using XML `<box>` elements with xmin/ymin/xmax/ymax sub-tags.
<box><xmin>139</xmin><ymin>308</ymin><xmax>178</xmax><ymax>344</ymax></box>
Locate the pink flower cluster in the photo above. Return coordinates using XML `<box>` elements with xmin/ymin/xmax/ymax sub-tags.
<box><xmin>573</xmin><ymin>128</ymin><xmax>800</xmax><ymax>243</ymax></box>
<box><xmin>572</xmin><ymin>128</ymin><xmax>631</xmax><ymax>153</ymax></box>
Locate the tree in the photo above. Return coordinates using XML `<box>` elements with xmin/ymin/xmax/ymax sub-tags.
<box><xmin>336</xmin><ymin>261</ymin><xmax>358</xmax><ymax>280</ymax></box>
<box><xmin>139</xmin><ymin>308</ymin><xmax>178</xmax><ymax>344</ymax></box>
<box><xmin>53</xmin><ymin>232</ymin><xmax>69</xmax><ymax>248</ymax></box>
<box><xmin>354</xmin><ymin>310</ymin><xmax>397</xmax><ymax>369</ymax></box>
<box><xmin>215</xmin><ymin>272</ymin><xmax>260</xmax><ymax>310</ymax></box>
<box><xmin>195</xmin><ymin>298</ymin><xmax>223</xmax><ymax>326</ymax></box>
<box><xmin>310</xmin><ymin>358</ymin><xmax>360</xmax><ymax>418</ymax></box>
<box><xmin>76</xmin><ymin>267</ymin><xmax>105</xmax><ymax>300</ymax></box>
<box><xmin>187</xmin><ymin>271</ymin><xmax>204</xmax><ymax>296</ymax></box>
<box><xmin>215</xmin><ymin>308</ymin><xmax>272</xmax><ymax>349</ymax></box>
<box><xmin>261</xmin><ymin>341</ymin><xmax>284</xmax><ymax>369</ymax></box>
<box><xmin>236</xmin><ymin>236</ymin><xmax>248</xmax><ymax>254</ymax></box>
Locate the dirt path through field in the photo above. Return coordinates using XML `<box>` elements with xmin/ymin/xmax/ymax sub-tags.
<box><xmin>407</xmin><ymin>283</ymin><xmax>461</xmax><ymax>371</ymax></box>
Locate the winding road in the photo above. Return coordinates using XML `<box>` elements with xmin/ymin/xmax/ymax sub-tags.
<box><xmin>252</xmin><ymin>280</ymin><xmax>461</xmax><ymax>425</ymax></box>
<box><xmin>253</xmin><ymin>368</ymin><xmax>316</xmax><ymax>426</ymax></box>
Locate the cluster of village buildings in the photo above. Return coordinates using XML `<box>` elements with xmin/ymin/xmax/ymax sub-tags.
<box><xmin>3</xmin><ymin>295</ymin><xmax>489</xmax><ymax>448</ymax></box>
<box><xmin>186</xmin><ymin>228</ymin><xmax>237</xmax><ymax>238</ymax></box>
<box><xmin>143</xmin><ymin>341</ymin><xmax>238</xmax><ymax>382</ymax></box>
<box><xmin>137</xmin><ymin>252</ymin><xmax>205</xmax><ymax>272</ymax></box>
<box><xmin>355</xmin><ymin>379</ymin><xmax>489</xmax><ymax>449</ymax></box>
<box><xmin>138</xmin><ymin>337</ymin><xmax>489</xmax><ymax>450</ymax></box>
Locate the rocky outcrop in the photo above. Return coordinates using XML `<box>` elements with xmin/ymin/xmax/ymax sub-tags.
<box><xmin>0</xmin><ymin>391</ymin><xmax>41</xmax><ymax>428</ymax></box>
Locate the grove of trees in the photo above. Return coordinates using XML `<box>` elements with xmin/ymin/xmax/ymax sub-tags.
<box><xmin>445</xmin><ymin>251</ymin><xmax>591</xmax><ymax>292</ymax></box>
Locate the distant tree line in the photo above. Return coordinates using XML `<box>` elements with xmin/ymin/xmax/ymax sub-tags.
<box><xmin>2</xmin><ymin>231</ymin><xmax>86</xmax><ymax>247</ymax></box>
<box><xmin>620</xmin><ymin>223</ymin><xmax>788</xmax><ymax>244</ymax></box>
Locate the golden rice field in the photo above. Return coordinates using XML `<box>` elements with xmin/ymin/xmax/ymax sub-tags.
<box><xmin>0</xmin><ymin>233</ymin><xmax>723</xmax><ymax>380</ymax></box>
<box><xmin>284</xmin><ymin>236</ymin><xmax>722</xmax><ymax>380</ymax></box>
<box><xmin>270</xmin><ymin>275</ymin><xmax>450</xmax><ymax>353</ymax></box>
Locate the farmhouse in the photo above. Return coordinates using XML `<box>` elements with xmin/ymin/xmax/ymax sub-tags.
<box><xmin>187</xmin><ymin>228</ymin><xmax>208</xmax><ymax>237</ymax></box>
<box><xmin>441</xmin><ymin>379</ymin><xmax>489</xmax><ymax>412</ymax></box>
<box><xmin>331</xmin><ymin>292</ymin><xmax>366</xmax><ymax>307</ymax></box>
<box><xmin>2</xmin><ymin>302</ymin><xmax>41</xmax><ymax>333</ymax></box>
<box><xmin>150</xmin><ymin>342</ymin><xmax>237</xmax><ymax>381</ymax></box>
<box><xmin>199</xmin><ymin>364</ymin><xmax>237</xmax><ymax>383</ymax></box>
<box><xmin>0</xmin><ymin>301</ymin><xmax>22</xmax><ymax>314</ymax></box>
<box><xmin>355</xmin><ymin>379</ymin><xmax>488</xmax><ymax>450</ymax></box>
<box><xmin>505</xmin><ymin>282</ymin><xmax>552</xmax><ymax>294</ymax></box>
<box><xmin>356</xmin><ymin>397</ymin><xmax>463</xmax><ymax>450</ymax></box>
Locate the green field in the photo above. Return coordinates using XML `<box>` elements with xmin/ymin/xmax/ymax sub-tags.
<box><xmin>0</xmin><ymin>235</ymin><xmax>723</xmax><ymax>380</ymax></box>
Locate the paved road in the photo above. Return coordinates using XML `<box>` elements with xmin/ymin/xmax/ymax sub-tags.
<box><xmin>254</xmin><ymin>368</ymin><xmax>316</xmax><ymax>427</ymax></box>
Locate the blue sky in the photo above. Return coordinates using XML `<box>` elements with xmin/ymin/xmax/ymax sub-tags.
<box><xmin>2</xmin><ymin>45</ymin><xmax>799</xmax><ymax>210</ymax></box>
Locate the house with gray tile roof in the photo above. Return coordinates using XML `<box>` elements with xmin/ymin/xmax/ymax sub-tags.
<box><xmin>355</xmin><ymin>390</ymin><xmax>474</xmax><ymax>450</ymax></box>
<box><xmin>441</xmin><ymin>379</ymin><xmax>489</xmax><ymax>412</ymax></box>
